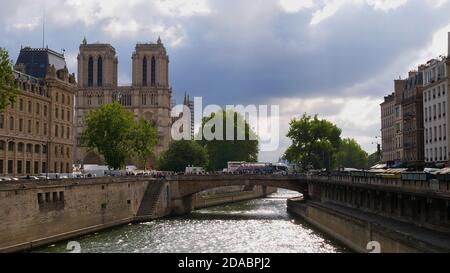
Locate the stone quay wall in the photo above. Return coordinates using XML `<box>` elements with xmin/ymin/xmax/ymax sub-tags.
<box><xmin>0</xmin><ymin>177</ymin><xmax>162</xmax><ymax>253</ymax></box>
<box><xmin>287</xmin><ymin>199</ymin><xmax>450</xmax><ymax>253</ymax></box>
<box><xmin>192</xmin><ymin>186</ymin><xmax>277</xmax><ymax>209</ymax></box>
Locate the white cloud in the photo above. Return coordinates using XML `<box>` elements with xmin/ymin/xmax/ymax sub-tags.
<box><xmin>366</xmin><ymin>0</ymin><xmax>408</xmax><ymax>11</ymax></box>
<box><xmin>279</xmin><ymin>0</ymin><xmax>316</xmax><ymax>13</ymax></box>
<box><xmin>154</xmin><ymin>0</ymin><xmax>211</xmax><ymax>17</ymax></box>
<box><xmin>415</xmin><ymin>23</ymin><xmax>450</xmax><ymax>61</ymax></box>
<box><xmin>310</xmin><ymin>0</ymin><xmax>409</xmax><ymax>25</ymax></box>
<box><xmin>425</xmin><ymin>0</ymin><xmax>448</xmax><ymax>8</ymax></box>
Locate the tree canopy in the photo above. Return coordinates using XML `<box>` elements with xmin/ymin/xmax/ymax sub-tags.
<box><xmin>81</xmin><ymin>102</ymin><xmax>159</xmax><ymax>170</ymax></box>
<box><xmin>335</xmin><ymin>138</ymin><xmax>368</xmax><ymax>169</ymax></box>
<box><xmin>0</xmin><ymin>48</ymin><xmax>20</xmax><ymax>111</ymax></box>
<box><xmin>197</xmin><ymin>110</ymin><xmax>259</xmax><ymax>171</ymax></box>
<box><xmin>283</xmin><ymin>114</ymin><xmax>342</xmax><ymax>170</ymax></box>
<box><xmin>156</xmin><ymin>140</ymin><xmax>209</xmax><ymax>172</ymax></box>
<box><xmin>130</xmin><ymin>118</ymin><xmax>158</xmax><ymax>170</ymax></box>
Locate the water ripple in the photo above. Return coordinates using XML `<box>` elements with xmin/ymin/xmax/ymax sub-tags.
<box><xmin>32</xmin><ymin>190</ymin><xmax>346</xmax><ymax>253</ymax></box>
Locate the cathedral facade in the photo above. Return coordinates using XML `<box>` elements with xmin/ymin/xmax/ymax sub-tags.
<box><xmin>75</xmin><ymin>38</ymin><xmax>172</xmax><ymax>167</ymax></box>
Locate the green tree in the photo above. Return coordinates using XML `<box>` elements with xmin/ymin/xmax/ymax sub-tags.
<box><xmin>335</xmin><ymin>138</ymin><xmax>368</xmax><ymax>169</ymax></box>
<box><xmin>156</xmin><ymin>140</ymin><xmax>209</xmax><ymax>172</ymax></box>
<box><xmin>197</xmin><ymin>110</ymin><xmax>259</xmax><ymax>171</ymax></box>
<box><xmin>283</xmin><ymin>114</ymin><xmax>341</xmax><ymax>170</ymax></box>
<box><xmin>81</xmin><ymin>102</ymin><xmax>135</xmax><ymax>170</ymax></box>
<box><xmin>131</xmin><ymin>118</ymin><xmax>158</xmax><ymax>170</ymax></box>
<box><xmin>0</xmin><ymin>48</ymin><xmax>20</xmax><ymax>111</ymax></box>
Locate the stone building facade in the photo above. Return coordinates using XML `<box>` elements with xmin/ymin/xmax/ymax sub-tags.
<box><xmin>423</xmin><ymin>56</ymin><xmax>449</xmax><ymax>166</ymax></box>
<box><xmin>380</xmin><ymin>94</ymin><xmax>395</xmax><ymax>163</ymax></box>
<box><xmin>75</xmin><ymin>38</ymin><xmax>172</xmax><ymax>168</ymax></box>
<box><xmin>393</xmin><ymin>79</ymin><xmax>406</xmax><ymax>163</ymax></box>
<box><xmin>0</xmin><ymin>47</ymin><xmax>76</xmax><ymax>177</ymax></box>
<box><xmin>402</xmin><ymin>69</ymin><xmax>425</xmax><ymax>168</ymax></box>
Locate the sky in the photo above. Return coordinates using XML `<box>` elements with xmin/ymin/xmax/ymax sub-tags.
<box><xmin>1</xmin><ymin>0</ymin><xmax>450</xmax><ymax>162</ymax></box>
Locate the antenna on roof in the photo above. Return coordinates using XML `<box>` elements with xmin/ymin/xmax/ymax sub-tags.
<box><xmin>42</xmin><ymin>0</ymin><xmax>47</xmax><ymax>48</ymax></box>
<box><xmin>42</xmin><ymin>2</ymin><xmax>46</xmax><ymax>48</ymax></box>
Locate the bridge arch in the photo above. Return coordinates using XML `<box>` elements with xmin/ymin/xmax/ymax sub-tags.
<box><xmin>167</xmin><ymin>175</ymin><xmax>308</xmax><ymax>215</ymax></box>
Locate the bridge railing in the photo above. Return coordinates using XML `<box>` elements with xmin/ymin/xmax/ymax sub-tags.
<box><xmin>307</xmin><ymin>174</ymin><xmax>450</xmax><ymax>194</ymax></box>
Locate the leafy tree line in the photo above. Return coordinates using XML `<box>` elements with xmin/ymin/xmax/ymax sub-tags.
<box><xmin>283</xmin><ymin>113</ymin><xmax>372</xmax><ymax>171</ymax></box>
<box><xmin>83</xmin><ymin>105</ymin><xmax>259</xmax><ymax>172</ymax></box>
<box><xmin>81</xmin><ymin>102</ymin><xmax>158</xmax><ymax>170</ymax></box>
<box><xmin>157</xmin><ymin>110</ymin><xmax>259</xmax><ymax>172</ymax></box>
<box><xmin>0</xmin><ymin>48</ymin><xmax>20</xmax><ymax>111</ymax></box>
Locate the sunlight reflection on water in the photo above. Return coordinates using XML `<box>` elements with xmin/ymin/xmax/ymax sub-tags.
<box><xmin>32</xmin><ymin>190</ymin><xmax>345</xmax><ymax>253</ymax></box>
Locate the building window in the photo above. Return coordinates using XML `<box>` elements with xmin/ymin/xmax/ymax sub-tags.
<box><xmin>8</xmin><ymin>142</ymin><xmax>14</xmax><ymax>152</ymax></box>
<box><xmin>151</xmin><ymin>56</ymin><xmax>156</xmax><ymax>86</ymax></box>
<box><xmin>18</xmin><ymin>143</ymin><xmax>24</xmax><ymax>152</ymax></box>
<box><xmin>7</xmin><ymin>160</ymin><xmax>13</xmax><ymax>174</ymax></box>
<box><xmin>35</xmin><ymin>144</ymin><xmax>40</xmax><ymax>154</ymax></box>
<box><xmin>142</xmin><ymin>94</ymin><xmax>147</xmax><ymax>105</ymax></box>
<box><xmin>28</xmin><ymin>101</ymin><xmax>32</xmax><ymax>113</ymax></box>
<box><xmin>36</xmin><ymin>121</ymin><xmax>39</xmax><ymax>135</ymax></box>
<box><xmin>0</xmin><ymin>114</ymin><xmax>4</xmax><ymax>129</ymax></box>
<box><xmin>34</xmin><ymin>161</ymin><xmax>39</xmax><ymax>174</ymax></box>
<box><xmin>445</xmin><ymin>124</ymin><xmax>447</xmax><ymax>140</ymax></box>
<box><xmin>17</xmin><ymin>160</ymin><xmax>23</xmax><ymax>175</ymax></box>
<box><xmin>44</xmin><ymin>105</ymin><xmax>47</xmax><ymax>116</ymax></box>
<box><xmin>88</xmin><ymin>56</ymin><xmax>94</xmax><ymax>87</ymax></box>
<box><xmin>55</xmin><ymin>125</ymin><xmax>58</xmax><ymax>138</ymax></box>
<box><xmin>27</xmin><ymin>120</ymin><xmax>31</xmax><ymax>133</ymax></box>
<box><xmin>9</xmin><ymin>117</ymin><xmax>14</xmax><ymax>130</ymax></box>
<box><xmin>98</xmin><ymin>56</ymin><xmax>103</xmax><ymax>86</ymax></box>
<box><xmin>36</xmin><ymin>103</ymin><xmax>40</xmax><ymax>115</ymax></box>
<box><xmin>0</xmin><ymin>160</ymin><xmax>3</xmax><ymax>174</ymax></box>
<box><xmin>26</xmin><ymin>144</ymin><xmax>32</xmax><ymax>153</ymax></box>
<box><xmin>26</xmin><ymin>161</ymin><xmax>31</xmax><ymax>174</ymax></box>
<box><xmin>0</xmin><ymin>140</ymin><xmax>4</xmax><ymax>151</ymax></box>
<box><xmin>143</xmin><ymin>56</ymin><xmax>148</xmax><ymax>86</ymax></box>
<box><xmin>44</xmin><ymin>123</ymin><xmax>47</xmax><ymax>135</ymax></box>
<box><xmin>19</xmin><ymin>118</ymin><xmax>23</xmax><ymax>132</ymax></box>
<box><xmin>19</xmin><ymin>99</ymin><xmax>23</xmax><ymax>111</ymax></box>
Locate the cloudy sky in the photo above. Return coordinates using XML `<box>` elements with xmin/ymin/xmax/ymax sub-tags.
<box><xmin>2</xmin><ymin>0</ymin><xmax>450</xmax><ymax>162</ymax></box>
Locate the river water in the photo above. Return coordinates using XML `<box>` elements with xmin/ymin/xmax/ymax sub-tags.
<box><xmin>32</xmin><ymin>189</ymin><xmax>346</xmax><ymax>253</ymax></box>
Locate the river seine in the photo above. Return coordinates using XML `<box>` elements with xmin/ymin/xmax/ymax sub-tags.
<box><xmin>32</xmin><ymin>189</ymin><xmax>346</xmax><ymax>253</ymax></box>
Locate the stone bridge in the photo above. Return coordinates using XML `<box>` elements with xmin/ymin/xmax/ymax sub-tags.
<box><xmin>166</xmin><ymin>174</ymin><xmax>308</xmax><ymax>215</ymax></box>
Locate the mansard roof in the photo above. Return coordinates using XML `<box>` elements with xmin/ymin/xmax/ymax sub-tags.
<box><xmin>15</xmin><ymin>47</ymin><xmax>67</xmax><ymax>79</ymax></box>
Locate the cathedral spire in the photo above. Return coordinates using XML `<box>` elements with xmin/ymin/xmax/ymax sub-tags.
<box><xmin>157</xmin><ymin>36</ymin><xmax>162</xmax><ymax>45</ymax></box>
